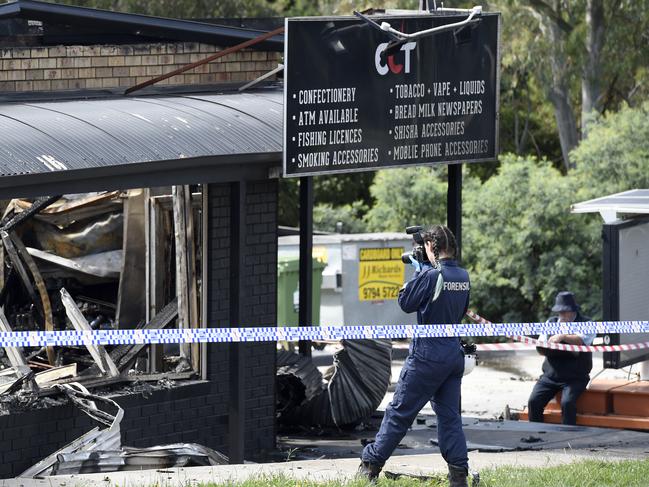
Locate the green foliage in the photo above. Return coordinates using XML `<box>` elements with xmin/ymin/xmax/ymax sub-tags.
<box><xmin>314</xmin><ymin>173</ymin><xmax>374</xmax><ymax>210</ymax></box>
<box><xmin>332</xmin><ymin>0</ymin><xmax>419</xmax><ymax>16</ymax></box>
<box><xmin>363</xmin><ymin>167</ymin><xmax>447</xmax><ymax>232</ymax></box>
<box><xmin>572</xmin><ymin>102</ymin><xmax>649</xmax><ymax>201</ymax></box>
<box><xmin>480</xmin><ymin>459</ymin><xmax>649</xmax><ymax>487</ymax></box>
<box><xmin>201</xmin><ymin>473</ymin><xmax>446</xmax><ymax>486</ymax></box>
<box><xmin>313</xmin><ymin>201</ymin><xmax>368</xmax><ymax>234</ymax></box>
<box><xmin>271</xmin><ymin>0</ymin><xmax>323</xmax><ymax>16</ymax></box>
<box><xmin>363</xmin><ymin>102</ymin><xmax>649</xmax><ymax>322</ymax></box>
<box><xmin>492</xmin><ymin>0</ymin><xmax>649</xmax><ymax>168</ymax></box>
<box><xmin>494</xmin><ymin>1</ymin><xmax>564</xmax><ymax>165</ymax></box>
<box><xmin>592</xmin><ymin>2</ymin><xmax>649</xmax><ymax>110</ymax></box>
<box><xmin>463</xmin><ymin>155</ymin><xmax>601</xmax><ymax>323</ymax></box>
<box><xmin>278</xmin><ymin>174</ymin><xmax>375</xmax><ymax>228</ymax></box>
<box><xmin>199</xmin><ymin>458</ymin><xmax>649</xmax><ymax>486</ymax></box>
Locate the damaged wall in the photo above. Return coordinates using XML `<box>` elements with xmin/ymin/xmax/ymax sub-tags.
<box><xmin>0</xmin><ymin>179</ymin><xmax>278</xmax><ymax>478</ymax></box>
<box><xmin>0</xmin><ymin>383</ymin><xmax>218</xmax><ymax>476</ymax></box>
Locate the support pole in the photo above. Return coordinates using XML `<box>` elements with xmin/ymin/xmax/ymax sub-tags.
<box><xmin>298</xmin><ymin>177</ymin><xmax>313</xmax><ymax>357</ymax></box>
<box><xmin>447</xmin><ymin>163</ymin><xmax>463</xmax><ymax>414</ymax></box>
<box><xmin>447</xmin><ymin>164</ymin><xmax>462</xmax><ymax>262</ymax></box>
<box><xmin>229</xmin><ymin>181</ymin><xmax>246</xmax><ymax>464</ymax></box>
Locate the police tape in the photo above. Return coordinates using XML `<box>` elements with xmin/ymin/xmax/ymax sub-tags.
<box><xmin>3</xmin><ymin>319</ymin><xmax>649</xmax><ymax>348</ymax></box>
<box><xmin>475</xmin><ymin>342</ymin><xmax>535</xmax><ymax>351</ymax></box>
<box><xmin>466</xmin><ymin>310</ymin><xmax>649</xmax><ymax>353</ymax></box>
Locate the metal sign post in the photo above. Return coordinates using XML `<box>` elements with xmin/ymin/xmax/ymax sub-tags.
<box><xmin>447</xmin><ymin>163</ymin><xmax>462</xmax><ymax>262</ymax></box>
<box><xmin>298</xmin><ymin>176</ymin><xmax>313</xmax><ymax>357</ymax></box>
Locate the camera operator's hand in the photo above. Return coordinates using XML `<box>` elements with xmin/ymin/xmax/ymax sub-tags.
<box><xmin>409</xmin><ymin>255</ymin><xmax>433</xmax><ymax>273</ymax></box>
<box><xmin>408</xmin><ymin>255</ymin><xmax>423</xmax><ymax>272</ymax></box>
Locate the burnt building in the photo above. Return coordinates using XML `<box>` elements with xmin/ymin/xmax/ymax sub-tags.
<box><xmin>0</xmin><ymin>0</ymin><xmax>284</xmax><ymax>477</ymax></box>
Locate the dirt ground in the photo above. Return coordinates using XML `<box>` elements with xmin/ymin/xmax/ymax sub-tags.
<box><xmin>378</xmin><ymin>350</ymin><xmax>636</xmax><ymax>418</ymax></box>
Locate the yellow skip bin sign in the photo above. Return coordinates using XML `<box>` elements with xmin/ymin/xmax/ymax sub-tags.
<box><xmin>358</xmin><ymin>247</ymin><xmax>405</xmax><ymax>301</ymax></box>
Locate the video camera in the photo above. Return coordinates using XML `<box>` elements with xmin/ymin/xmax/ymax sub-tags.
<box><xmin>401</xmin><ymin>225</ymin><xmax>431</xmax><ymax>265</ymax></box>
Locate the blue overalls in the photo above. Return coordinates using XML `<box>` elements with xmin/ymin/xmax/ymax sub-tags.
<box><xmin>362</xmin><ymin>259</ymin><xmax>470</xmax><ymax>470</ymax></box>
<box><xmin>528</xmin><ymin>313</ymin><xmax>594</xmax><ymax>425</ymax></box>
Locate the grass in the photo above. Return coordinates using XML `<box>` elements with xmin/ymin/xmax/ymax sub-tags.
<box><xmin>478</xmin><ymin>459</ymin><xmax>649</xmax><ymax>487</ymax></box>
<box><xmin>189</xmin><ymin>459</ymin><xmax>649</xmax><ymax>487</ymax></box>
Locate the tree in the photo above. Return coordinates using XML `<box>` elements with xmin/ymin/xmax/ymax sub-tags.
<box><xmin>333</xmin><ymin>0</ymin><xmax>418</xmax><ymax>15</ymax></box>
<box><xmin>270</xmin><ymin>0</ymin><xmax>322</xmax><ymax>16</ymax></box>
<box><xmin>313</xmin><ymin>173</ymin><xmax>374</xmax><ymax>210</ymax></box>
<box><xmin>582</xmin><ymin>0</ymin><xmax>604</xmax><ymax>132</ymax></box>
<box><xmin>496</xmin><ymin>2</ymin><xmax>564</xmax><ymax>167</ymax></box>
<box><xmin>463</xmin><ymin>155</ymin><xmax>601</xmax><ymax>323</ymax></box>
<box><xmin>313</xmin><ymin>201</ymin><xmax>368</xmax><ymax>233</ymax></box>
<box><xmin>571</xmin><ymin>101</ymin><xmax>649</xmax><ymax>202</ymax></box>
<box><xmin>363</xmin><ymin>166</ymin><xmax>447</xmax><ymax>232</ymax></box>
<box><xmin>278</xmin><ymin>173</ymin><xmax>375</xmax><ymax>228</ymax></box>
<box><xmin>515</xmin><ymin>0</ymin><xmax>583</xmax><ymax>169</ymax></box>
<box><xmin>502</xmin><ymin>0</ymin><xmax>649</xmax><ymax>169</ymax></box>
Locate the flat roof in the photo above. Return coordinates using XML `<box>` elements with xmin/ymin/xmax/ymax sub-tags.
<box><xmin>0</xmin><ymin>0</ymin><xmax>284</xmax><ymax>49</ymax></box>
<box><xmin>0</xmin><ymin>88</ymin><xmax>282</xmax><ymax>197</ymax></box>
<box><xmin>571</xmin><ymin>189</ymin><xmax>649</xmax><ymax>222</ymax></box>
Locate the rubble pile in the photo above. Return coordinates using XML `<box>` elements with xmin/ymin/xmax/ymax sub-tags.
<box><xmin>0</xmin><ymin>188</ymin><xmax>228</xmax><ymax>475</ymax></box>
<box><xmin>20</xmin><ymin>383</ymin><xmax>228</xmax><ymax>477</ymax></box>
<box><xmin>0</xmin><ymin>187</ymin><xmax>202</xmax><ymax>405</ymax></box>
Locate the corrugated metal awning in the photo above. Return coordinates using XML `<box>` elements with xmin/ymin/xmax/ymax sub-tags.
<box><xmin>0</xmin><ymin>89</ymin><xmax>283</xmax><ymax>197</ymax></box>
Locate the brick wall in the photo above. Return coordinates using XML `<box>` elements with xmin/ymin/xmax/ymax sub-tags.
<box><xmin>243</xmin><ymin>181</ymin><xmax>278</xmax><ymax>450</ymax></box>
<box><xmin>0</xmin><ymin>178</ymin><xmax>278</xmax><ymax>478</ymax></box>
<box><xmin>0</xmin><ymin>42</ymin><xmax>282</xmax><ymax>92</ymax></box>
<box><xmin>206</xmin><ymin>180</ymin><xmax>278</xmax><ymax>456</ymax></box>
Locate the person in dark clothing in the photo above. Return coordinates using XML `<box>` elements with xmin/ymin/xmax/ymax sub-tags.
<box><xmin>358</xmin><ymin>225</ymin><xmax>474</xmax><ymax>487</ymax></box>
<box><xmin>528</xmin><ymin>291</ymin><xmax>595</xmax><ymax>425</ymax></box>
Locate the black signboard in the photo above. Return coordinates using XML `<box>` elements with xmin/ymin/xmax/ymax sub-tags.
<box><xmin>283</xmin><ymin>12</ymin><xmax>500</xmax><ymax>177</ymax></box>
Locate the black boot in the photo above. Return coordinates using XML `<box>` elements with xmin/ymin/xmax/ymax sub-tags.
<box><xmin>357</xmin><ymin>461</ymin><xmax>382</xmax><ymax>482</ymax></box>
<box><xmin>448</xmin><ymin>464</ymin><xmax>469</xmax><ymax>487</ymax></box>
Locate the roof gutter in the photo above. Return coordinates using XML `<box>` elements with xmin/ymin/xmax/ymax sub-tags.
<box><xmin>0</xmin><ymin>152</ymin><xmax>282</xmax><ymax>199</ymax></box>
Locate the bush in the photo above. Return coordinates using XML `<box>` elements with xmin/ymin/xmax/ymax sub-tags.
<box><xmin>572</xmin><ymin>101</ymin><xmax>649</xmax><ymax>201</ymax></box>
<box><xmin>364</xmin><ymin>166</ymin><xmax>448</xmax><ymax>232</ymax></box>
<box><xmin>313</xmin><ymin>202</ymin><xmax>368</xmax><ymax>234</ymax></box>
<box><xmin>463</xmin><ymin>155</ymin><xmax>601</xmax><ymax>323</ymax></box>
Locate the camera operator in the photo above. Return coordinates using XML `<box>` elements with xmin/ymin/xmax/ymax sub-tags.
<box><xmin>359</xmin><ymin>225</ymin><xmax>474</xmax><ymax>487</ymax></box>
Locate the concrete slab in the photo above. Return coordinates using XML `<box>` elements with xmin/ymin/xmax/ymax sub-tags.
<box><xmin>278</xmin><ymin>415</ymin><xmax>649</xmax><ymax>461</ymax></box>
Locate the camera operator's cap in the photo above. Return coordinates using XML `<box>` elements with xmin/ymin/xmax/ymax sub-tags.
<box><xmin>551</xmin><ymin>291</ymin><xmax>580</xmax><ymax>312</ymax></box>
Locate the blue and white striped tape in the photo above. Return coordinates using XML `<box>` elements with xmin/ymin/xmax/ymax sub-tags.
<box><xmin>1</xmin><ymin>320</ymin><xmax>648</xmax><ymax>347</ymax></box>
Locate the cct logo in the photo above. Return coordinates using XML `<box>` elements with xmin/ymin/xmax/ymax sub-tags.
<box><xmin>374</xmin><ymin>42</ymin><xmax>417</xmax><ymax>75</ymax></box>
